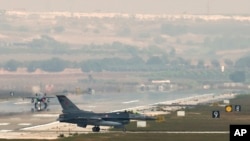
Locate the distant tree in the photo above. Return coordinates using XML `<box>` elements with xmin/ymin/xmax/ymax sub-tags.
<box><xmin>28</xmin><ymin>35</ymin><xmax>67</xmax><ymax>49</ymax></box>
<box><xmin>27</xmin><ymin>61</ymin><xmax>40</xmax><ymax>72</ymax></box>
<box><xmin>161</xmin><ymin>54</ymin><xmax>169</xmax><ymax>64</ymax></box>
<box><xmin>146</xmin><ymin>56</ymin><xmax>164</xmax><ymax>65</ymax></box>
<box><xmin>229</xmin><ymin>71</ymin><xmax>246</xmax><ymax>83</ymax></box>
<box><xmin>224</xmin><ymin>59</ymin><xmax>234</xmax><ymax>67</ymax></box>
<box><xmin>40</xmin><ymin>58</ymin><xmax>66</xmax><ymax>72</ymax></box>
<box><xmin>81</xmin><ymin>60</ymin><xmax>102</xmax><ymax>72</ymax></box>
<box><xmin>176</xmin><ymin>57</ymin><xmax>188</xmax><ymax>65</ymax></box>
<box><xmin>4</xmin><ymin>60</ymin><xmax>20</xmax><ymax>72</ymax></box>
<box><xmin>235</xmin><ymin>56</ymin><xmax>250</xmax><ymax>68</ymax></box>
<box><xmin>197</xmin><ymin>59</ymin><xmax>205</xmax><ymax>69</ymax></box>
<box><xmin>127</xmin><ymin>56</ymin><xmax>145</xmax><ymax>65</ymax></box>
<box><xmin>169</xmin><ymin>48</ymin><xmax>176</xmax><ymax>56</ymax></box>
<box><xmin>211</xmin><ymin>59</ymin><xmax>220</xmax><ymax>68</ymax></box>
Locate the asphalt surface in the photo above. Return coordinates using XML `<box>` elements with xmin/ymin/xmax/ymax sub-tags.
<box><xmin>0</xmin><ymin>89</ymin><xmax>225</xmax><ymax>136</ymax></box>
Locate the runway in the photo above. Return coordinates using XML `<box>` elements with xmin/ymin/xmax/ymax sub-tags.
<box><xmin>111</xmin><ymin>131</ymin><xmax>229</xmax><ymax>134</ymax></box>
<box><xmin>0</xmin><ymin>89</ymin><xmax>235</xmax><ymax>139</ymax></box>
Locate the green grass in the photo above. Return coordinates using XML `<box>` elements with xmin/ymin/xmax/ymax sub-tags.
<box><xmin>124</xmin><ymin>94</ymin><xmax>250</xmax><ymax>132</ymax></box>
<box><xmin>59</xmin><ymin>133</ymin><xmax>229</xmax><ymax>141</ymax></box>
<box><xmin>0</xmin><ymin>133</ymin><xmax>228</xmax><ymax>141</ymax></box>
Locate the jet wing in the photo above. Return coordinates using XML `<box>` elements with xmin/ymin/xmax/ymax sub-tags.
<box><xmin>59</xmin><ymin>114</ymin><xmax>101</xmax><ymax>121</ymax></box>
<box><xmin>74</xmin><ymin>116</ymin><xmax>101</xmax><ymax>121</ymax></box>
<box><xmin>44</xmin><ymin>96</ymin><xmax>54</xmax><ymax>98</ymax></box>
<box><xmin>26</xmin><ymin>96</ymin><xmax>37</xmax><ymax>99</ymax></box>
<box><xmin>25</xmin><ymin>96</ymin><xmax>54</xmax><ymax>98</ymax></box>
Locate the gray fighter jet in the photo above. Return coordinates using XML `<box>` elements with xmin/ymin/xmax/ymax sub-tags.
<box><xmin>27</xmin><ymin>92</ymin><xmax>54</xmax><ymax>112</ymax></box>
<box><xmin>56</xmin><ymin>95</ymin><xmax>156</xmax><ymax>132</ymax></box>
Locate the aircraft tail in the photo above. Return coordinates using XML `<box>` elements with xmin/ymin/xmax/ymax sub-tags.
<box><xmin>56</xmin><ymin>95</ymin><xmax>81</xmax><ymax>113</ymax></box>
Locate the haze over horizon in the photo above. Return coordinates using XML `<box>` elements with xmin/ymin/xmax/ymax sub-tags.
<box><xmin>0</xmin><ymin>0</ymin><xmax>250</xmax><ymax>15</ymax></box>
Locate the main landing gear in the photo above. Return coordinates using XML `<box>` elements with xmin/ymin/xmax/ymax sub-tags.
<box><xmin>92</xmin><ymin>126</ymin><xmax>100</xmax><ymax>132</ymax></box>
<box><xmin>91</xmin><ymin>126</ymin><xmax>126</xmax><ymax>133</ymax></box>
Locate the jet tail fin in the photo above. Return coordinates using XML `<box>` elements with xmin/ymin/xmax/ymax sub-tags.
<box><xmin>56</xmin><ymin>95</ymin><xmax>81</xmax><ymax>113</ymax></box>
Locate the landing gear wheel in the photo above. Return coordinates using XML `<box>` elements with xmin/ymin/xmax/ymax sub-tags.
<box><xmin>44</xmin><ymin>103</ymin><xmax>48</xmax><ymax>110</ymax></box>
<box><xmin>96</xmin><ymin>127</ymin><xmax>100</xmax><ymax>132</ymax></box>
<box><xmin>92</xmin><ymin>126</ymin><xmax>100</xmax><ymax>132</ymax></box>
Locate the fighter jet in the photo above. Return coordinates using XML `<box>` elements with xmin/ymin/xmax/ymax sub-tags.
<box><xmin>56</xmin><ymin>95</ymin><xmax>156</xmax><ymax>132</ymax></box>
<box><xmin>27</xmin><ymin>92</ymin><xmax>54</xmax><ymax>112</ymax></box>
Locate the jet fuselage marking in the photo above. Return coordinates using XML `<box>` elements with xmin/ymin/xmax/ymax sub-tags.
<box><xmin>56</xmin><ymin>95</ymin><xmax>155</xmax><ymax>132</ymax></box>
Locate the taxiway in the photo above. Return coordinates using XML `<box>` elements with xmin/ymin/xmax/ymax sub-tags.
<box><xmin>0</xmin><ymin>90</ymin><xmax>235</xmax><ymax>139</ymax></box>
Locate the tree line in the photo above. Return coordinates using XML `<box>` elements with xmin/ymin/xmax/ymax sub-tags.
<box><xmin>1</xmin><ymin>55</ymin><xmax>250</xmax><ymax>72</ymax></box>
<box><xmin>1</xmin><ymin>55</ymin><xmax>250</xmax><ymax>83</ymax></box>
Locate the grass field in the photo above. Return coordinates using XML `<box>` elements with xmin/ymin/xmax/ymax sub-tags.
<box><xmin>0</xmin><ymin>133</ymin><xmax>229</xmax><ymax>141</ymax></box>
<box><xmin>119</xmin><ymin>94</ymin><xmax>250</xmax><ymax>132</ymax></box>
<box><xmin>58</xmin><ymin>133</ymin><xmax>229</xmax><ymax>141</ymax></box>
<box><xmin>0</xmin><ymin>94</ymin><xmax>249</xmax><ymax>141</ymax></box>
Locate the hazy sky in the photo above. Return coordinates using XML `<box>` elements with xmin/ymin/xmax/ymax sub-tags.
<box><xmin>0</xmin><ymin>0</ymin><xmax>250</xmax><ymax>14</ymax></box>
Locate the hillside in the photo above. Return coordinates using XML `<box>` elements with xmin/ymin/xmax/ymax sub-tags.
<box><xmin>0</xmin><ymin>11</ymin><xmax>250</xmax><ymax>72</ymax></box>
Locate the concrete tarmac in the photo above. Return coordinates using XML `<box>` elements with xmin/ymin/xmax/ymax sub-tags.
<box><xmin>0</xmin><ymin>89</ymin><xmax>235</xmax><ymax>139</ymax></box>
